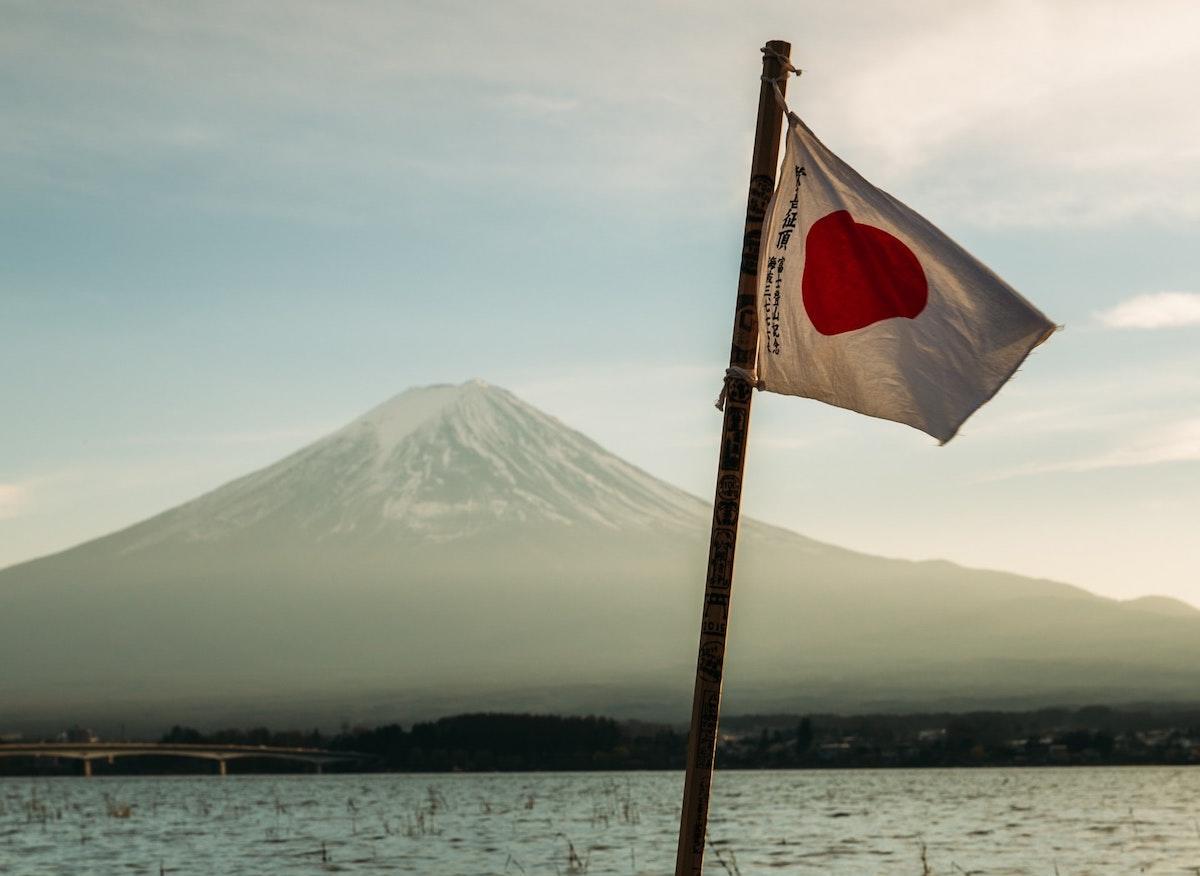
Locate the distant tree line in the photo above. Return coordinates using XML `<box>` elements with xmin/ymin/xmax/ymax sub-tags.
<box><xmin>161</xmin><ymin>713</ymin><xmax>687</xmax><ymax>772</ymax></box>
<box><xmin>717</xmin><ymin>705</ymin><xmax>1200</xmax><ymax>769</ymax></box>
<box><xmin>6</xmin><ymin>706</ymin><xmax>1200</xmax><ymax>775</ymax></box>
<box><xmin>159</xmin><ymin>705</ymin><xmax>1200</xmax><ymax>771</ymax></box>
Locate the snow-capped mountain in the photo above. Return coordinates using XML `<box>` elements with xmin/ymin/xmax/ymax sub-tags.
<box><xmin>2</xmin><ymin>380</ymin><xmax>1199</xmax><ymax>732</ymax></box>
<box><xmin>112</xmin><ymin>380</ymin><xmax>711</xmax><ymax>553</ymax></box>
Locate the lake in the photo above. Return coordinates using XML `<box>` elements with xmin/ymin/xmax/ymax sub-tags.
<box><xmin>2</xmin><ymin>768</ymin><xmax>1199</xmax><ymax>874</ymax></box>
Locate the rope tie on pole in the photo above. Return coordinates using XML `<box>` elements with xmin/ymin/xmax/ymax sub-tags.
<box><xmin>759</xmin><ymin>47</ymin><xmax>800</xmax><ymax>115</ymax></box>
<box><xmin>711</xmin><ymin>49</ymin><xmax>792</xmax><ymax>410</ymax></box>
<box><xmin>714</xmin><ymin>366</ymin><xmax>763</xmax><ymax>411</ymax></box>
<box><xmin>760</xmin><ymin>45</ymin><xmax>800</xmax><ymax>76</ymax></box>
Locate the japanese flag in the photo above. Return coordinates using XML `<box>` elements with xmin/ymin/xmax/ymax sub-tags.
<box><xmin>757</xmin><ymin>115</ymin><xmax>1056</xmax><ymax>443</ymax></box>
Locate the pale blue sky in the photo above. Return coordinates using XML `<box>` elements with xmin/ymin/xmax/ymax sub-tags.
<box><xmin>3</xmin><ymin>1</ymin><xmax>1198</xmax><ymax>601</ymax></box>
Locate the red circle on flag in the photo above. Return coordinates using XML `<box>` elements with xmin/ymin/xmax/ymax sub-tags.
<box><xmin>801</xmin><ymin>210</ymin><xmax>928</xmax><ymax>336</ymax></box>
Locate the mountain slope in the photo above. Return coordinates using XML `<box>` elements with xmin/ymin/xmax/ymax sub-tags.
<box><xmin>92</xmin><ymin>380</ymin><xmax>714</xmax><ymax>553</ymax></box>
<box><xmin>1</xmin><ymin>380</ymin><xmax>1197</xmax><ymax>731</ymax></box>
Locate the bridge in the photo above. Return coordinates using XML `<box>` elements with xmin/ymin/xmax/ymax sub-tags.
<box><xmin>0</xmin><ymin>742</ymin><xmax>373</xmax><ymax>776</ymax></box>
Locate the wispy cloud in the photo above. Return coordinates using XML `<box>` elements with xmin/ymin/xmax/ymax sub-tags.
<box><xmin>498</xmin><ymin>92</ymin><xmax>579</xmax><ymax>115</ymax></box>
<box><xmin>811</xmin><ymin>0</ymin><xmax>1200</xmax><ymax>227</ymax></box>
<box><xmin>1096</xmin><ymin>292</ymin><xmax>1200</xmax><ymax>329</ymax></box>
<box><xmin>0</xmin><ymin>484</ymin><xmax>28</xmax><ymax>520</ymax></box>
<box><xmin>114</xmin><ymin>428</ymin><xmax>325</xmax><ymax>449</ymax></box>
<box><xmin>988</xmin><ymin>418</ymin><xmax>1200</xmax><ymax>479</ymax></box>
<box><xmin>5</xmin><ymin>2</ymin><xmax>1199</xmax><ymax>228</ymax></box>
<box><xmin>1077</xmin><ymin>418</ymin><xmax>1200</xmax><ymax>470</ymax></box>
<box><xmin>967</xmin><ymin>358</ymin><xmax>1200</xmax><ymax>440</ymax></box>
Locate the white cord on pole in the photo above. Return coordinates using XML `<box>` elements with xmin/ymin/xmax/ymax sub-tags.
<box><xmin>714</xmin><ymin>366</ymin><xmax>763</xmax><ymax>411</ymax></box>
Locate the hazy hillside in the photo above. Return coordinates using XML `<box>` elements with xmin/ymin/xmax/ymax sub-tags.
<box><xmin>2</xmin><ymin>380</ymin><xmax>1198</xmax><ymax>732</ymax></box>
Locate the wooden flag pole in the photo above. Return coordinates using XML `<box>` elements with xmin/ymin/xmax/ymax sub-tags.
<box><xmin>674</xmin><ymin>39</ymin><xmax>791</xmax><ymax>876</ymax></box>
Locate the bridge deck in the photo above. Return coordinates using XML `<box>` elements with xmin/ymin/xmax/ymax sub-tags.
<box><xmin>0</xmin><ymin>742</ymin><xmax>371</xmax><ymax>772</ymax></box>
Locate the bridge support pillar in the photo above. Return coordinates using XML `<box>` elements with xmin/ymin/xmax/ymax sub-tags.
<box><xmin>315</xmin><ymin>762</ymin><xmax>323</xmax><ymax>775</ymax></box>
<box><xmin>218</xmin><ymin>760</ymin><xmax>227</xmax><ymax>777</ymax></box>
<box><xmin>83</xmin><ymin>759</ymin><xmax>92</xmax><ymax>778</ymax></box>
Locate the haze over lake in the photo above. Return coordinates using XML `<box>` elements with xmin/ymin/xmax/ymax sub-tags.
<box><xmin>5</xmin><ymin>381</ymin><xmax>1200</xmax><ymax>733</ymax></box>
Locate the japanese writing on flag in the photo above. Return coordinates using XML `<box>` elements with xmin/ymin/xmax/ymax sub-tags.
<box><xmin>757</xmin><ymin>115</ymin><xmax>1056</xmax><ymax>443</ymax></box>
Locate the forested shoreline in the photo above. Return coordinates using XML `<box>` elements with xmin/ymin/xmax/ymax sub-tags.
<box><xmin>5</xmin><ymin>706</ymin><xmax>1200</xmax><ymax>775</ymax></box>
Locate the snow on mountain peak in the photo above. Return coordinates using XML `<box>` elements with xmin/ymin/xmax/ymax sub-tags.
<box><xmin>344</xmin><ymin>382</ymin><xmax>472</xmax><ymax>455</ymax></box>
<box><xmin>113</xmin><ymin>380</ymin><xmax>710</xmax><ymax>552</ymax></box>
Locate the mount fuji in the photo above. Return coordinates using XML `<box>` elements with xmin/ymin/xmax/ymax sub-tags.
<box><xmin>2</xmin><ymin>380</ymin><xmax>1199</xmax><ymax>731</ymax></box>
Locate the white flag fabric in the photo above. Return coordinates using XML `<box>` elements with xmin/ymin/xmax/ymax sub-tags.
<box><xmin>757</xmin><ymin>114</ymin><xmax>1056</xmax><ymax>443</ymax></box>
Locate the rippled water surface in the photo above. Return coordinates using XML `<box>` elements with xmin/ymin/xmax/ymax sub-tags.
<box><xmin>3</xmin><ymin>768</ymin><xmax>1200</xmax><ymax>874</ymax></box>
